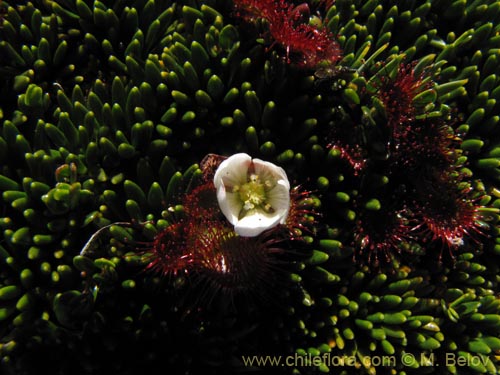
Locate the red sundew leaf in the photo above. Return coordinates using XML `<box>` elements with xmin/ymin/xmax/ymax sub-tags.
<box><xmin>353</xmin><ymin>208</ymin><xmax>412</xmax><ymax>267</ymax></box>
<box><xmin>233</xmin><ymin>0</ymin><xmax>342</xmax><ymax>69</ymax></box>
<box><xmin>376</xmin><ymin>62</ymin><xmax>434</xmax><ymax>135</ymax></box>
<box><xmin>145</xmin><ymin>222</ymin><xmax>194</xmax><ymax>277</ymax></box>
<box><xmin>233</xmin><ymin>0</ymin><xmax>284</xmax><ymax>22</ymax></box>
<box><xmin>200</xmin><ymin>153</ymin><xmax>227</xmax><ymax>182</ymax></box>
<box><xmin>328</xmin><ymin>143</ymin><xmax>366</xmax><ymax>175</ymax></box>
<box><xmin>390</xmin><ymin>117</ymin><xmax>458</xmax><ymax>173</ymax></box>
<box><xmin>269</xmin><ymin>21</ymin><xmax>342</xmax><ymax>68</ymax></box>
<box><xmin>410</xmin><ymin>181</ymin><xmax>486</xmax><ymax>253</ymax></box>
<box><xmin>182</xmin><ymin>181</ymin><xmax>220</xmax><ymax>219</ymax></box>
<box><xmin>181</xmin><ymin>215</ymin><xmax>290</xmax><ymax>303</ymax></box>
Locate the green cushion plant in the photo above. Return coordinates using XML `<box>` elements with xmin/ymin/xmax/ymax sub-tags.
<box><xmin>1</xmin><ymin>0</ymin><xmax>500</xmax><ymax>374</ymax></box>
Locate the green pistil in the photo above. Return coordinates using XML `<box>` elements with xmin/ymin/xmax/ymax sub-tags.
<box><xmin>233</xmin><ymin>174</ymin><xmax>275</xmax><ymax>215</ymax></box>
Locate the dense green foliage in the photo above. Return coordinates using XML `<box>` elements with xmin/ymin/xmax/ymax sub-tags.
<box><xmin>1</xmin><ymin>0</ymin><xmax>500</xmax><ymax>374</ymax></box>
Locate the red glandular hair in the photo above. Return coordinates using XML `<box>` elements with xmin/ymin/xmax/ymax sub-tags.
<box><xmin>285</xmin><ymin>186</ymin><xmax>320</xmax><ymax>240</ymax></box>
<box><xmin>233</xmin><ymin>0</ymin><xmax>342</xmax><ymax>69</ymax></box>
<box><xmin>328</xmin><ymin>144</ymin><xmax>366</xmax><ymax>176</ymax></box>
<box><xmin>188</xmin><ymin>220</ymin><xmax>286</xmax><ymax>298</ymax></box>
<box><xmin>410</xmin><ymin>177</ymin><xmax>485</xmax><ymax>251</ymax></box>
<box><xmin>353</xmin><ymin>208</ymin><xmax>411</xmax><ymax>266</ymax></box>
<box><xmin>377</xmin><ymin>63</ymin><xmax>433</xmax><ymax>137</ymax></box>
<box><xmin>390</xmin><ymin>117</ymin><xmax>458</xmax><ymax>175</ymax></box>
<box><xmin>145</xmin><ymin>222</ymin><xmax>192</xmax><ymax>277</ymax></box>
<box><xmin>182</xmin><ymin>182</ymin><xmax>220</xmax><ymax>219</ymax></box>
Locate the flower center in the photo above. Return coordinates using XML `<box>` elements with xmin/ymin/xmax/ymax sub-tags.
<box><xmin>233</xmin><ymin>174</ymin><xmax>275</xmax><ymax>214</ymax></box>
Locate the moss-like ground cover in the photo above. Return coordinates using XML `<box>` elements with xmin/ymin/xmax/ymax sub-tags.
<box><xmin>1</xmin><ymin>1</ymin><xmax>500</xmax><ymax>374</ymax></box>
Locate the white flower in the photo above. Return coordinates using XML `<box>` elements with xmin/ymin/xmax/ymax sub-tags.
<box><xmin>213</xmin><ymin>153</ymin><xmax>290</xmax><ymax>237</ymax></box>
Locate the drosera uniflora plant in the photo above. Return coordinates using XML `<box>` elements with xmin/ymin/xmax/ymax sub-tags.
<box><xmin>78</xmin><ymin>153</ymin><xmax>319</xmax><ymax>305</ymax></box>
<box><xmin>143</xmin><ymin>153</ymin><xmax>319</xmax><ymax>305</ymax></box>
<box><xmin>326</xmin><ymin>61</ymin><xmax>495</xmax><ymax>265</ymax></box>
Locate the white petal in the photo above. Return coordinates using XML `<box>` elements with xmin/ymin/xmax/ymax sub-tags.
<box><xmin>234</xmin><ymin>211</ymin><xmax>282</xmax><ymax>237</ymax></box>
<box><xmin>267</xmin><ymin>180</ymin><xmax>291</xmax><ymax>223</ymax></box>
<box><xmin>253</xmin><ymin>158</ymin><xmax>290</xmax><ymax>190</ymax></box>
<box><xmin>214</xmin><ymin>153</ymin><xmax>251</xmax><ymax>225</ymax></box>
<box><xmin>213</xmin><ymin>153</ymin><xmax>251</xmax><ymax>189</ymax></box>
<box><xmin>216</xmin><ymin>186</ymin><xmax>242</xmax><ymax>225</ymax></box>
<box><xmin>267</xmin><ymin>180</ymin><xmax>291</xmax><ymax>209</ymax></box>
